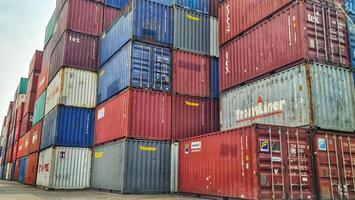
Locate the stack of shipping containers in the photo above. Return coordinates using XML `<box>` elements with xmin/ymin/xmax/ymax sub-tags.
<box><xmin>178</xmin><ymin>0</ymin><xmax>355</xmax><ymax>200</ymax></box>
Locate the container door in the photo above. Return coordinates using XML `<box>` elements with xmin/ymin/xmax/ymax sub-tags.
<box><xmin>337</xmin><ymin>135</ymin><xmax>355</xmax><ymax>199</ymax></box>
<box><xmin>170</xmin><ymin>142</ymin><xmax>179</xmax><ymax>193</ymax></box>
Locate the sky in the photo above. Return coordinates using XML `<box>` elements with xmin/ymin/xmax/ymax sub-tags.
<box><xmin>0</xmin><ymin>0</ymin><xmax>55</xmax><ymax>126</ymax></box>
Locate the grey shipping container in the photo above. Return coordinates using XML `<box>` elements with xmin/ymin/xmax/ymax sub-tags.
<box><xmin>221</xmin><ymin>62</ymin><xmax>355</xmax><ymax>132</ymax></box>
<box><xmin>91</xmin><ymin>139</ymin><xmax>170</xmax><ymax>193</ymax></box>
<box><xmin>173</xmin><ymin>6</ymin><xmax>210</xmax><ymax>55</ymax></box>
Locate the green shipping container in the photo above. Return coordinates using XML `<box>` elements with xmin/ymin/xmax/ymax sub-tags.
<box><xmin>16</xmin><ymin>78</ymin><xmax>28</xmax><ymax>94</ymax></box>
<box><xmin>44</xmin><ymin>13</ymin><xmax>57</xmax><ymax>48</ymax></box>
<box><xmin>33</xmin><ymin>90</ymin><xmax>46</xmax><ymax>126</ymax></box>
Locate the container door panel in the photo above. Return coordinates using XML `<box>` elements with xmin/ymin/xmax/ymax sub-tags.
<box><xmin>338</xmin><ymin>136</ymin><xmax>355</xmax><ymax>199</ymax></box>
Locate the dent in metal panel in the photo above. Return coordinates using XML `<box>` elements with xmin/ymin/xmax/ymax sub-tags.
<box><xmin>173</xmin><ymin>7</ymin><xmax>210</xmax><ymax>55</ymax></box>
<box><xmin>170</xmin><ymin>142</ymin><xmax>178</xmax><ymax>193</ymax></box>
<box><xmin>209</xmin><ymin>17</ymin><xmax>219</xmax><ymax>57</ymax></box>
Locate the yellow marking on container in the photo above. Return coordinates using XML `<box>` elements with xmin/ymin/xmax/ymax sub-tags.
<box><xmin>185</xmin><ymin>101</ymin><xmax>199</xmax><ymax>107</ymax></box>
<box><xmin>186</xmin><ymin>14</ymin><xmax>200</xmax><ymax>21</ymax></box>
<box><xmin>140</xmin><ymin>146</ymin><xmax>157</xmax><ymax>151</ymax></box>
<box><xmin>95</xmin><ymin>152</ymin><xmax>103</xmax><ymax>158</ymax></box>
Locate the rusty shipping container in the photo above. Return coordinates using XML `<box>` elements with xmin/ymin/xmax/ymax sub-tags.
<box><xmin>103</xmin><ymin>5</ymin><xmax>120</xmax><ymax>31</ymax></box>
<box><xmin>49</xmin><ymin>30</ymin><xmax>99</xmax><ymax>82</ymax></box>
<box><xmin>179</xmin><ymin>124</ymin><xmax>314</xmax><ymax>199</ymax></box>
<box><xmin>20</xmin><ymin>113</ymin><xmax>33</xmax><ymax>137</ymax></box>
<box><xmin>221</xmin><ymin>63</ymin><xmax>355</xmax><ymax>133</ymax></box>
<box><xmin>28</xmin><ymin>122</ymin><xmax>42</xmax><ymax>154</ymax></box>
<box><xmin>173</xmin><ymin>50</ymin><xmax>210</xmax><ymax>97</ymax></box>
<box><xmin>219</xmin><ymin>1</ymin><xmax>350</xmax><ymax>92</ymax></box>
<box><xmin>24</xmin><ymin>153</ymin><xmax>38</xmax><ymax>186</ymax></box>
<box><xmin>28</xmin><ymin>50</ymin><xmax>43</xmax><ymax>76</ymax></box>
<box><xmin>172</xmin><ymin>95</ymin><xmax>219</xmax><ymax>140</ymax></box>
<box><xmin>94</xmin><ymin>89</ymin><xmax>171</xmax><ymax>145</ymax></box>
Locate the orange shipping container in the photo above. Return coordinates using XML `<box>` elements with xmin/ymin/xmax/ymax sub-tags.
<box><xmin>17</xmin><ymin>133</ymin><xmax>30</xmax><ymax>158</ymax></box>
<box><xmin>28</xmin><ymin>121</ymin><xmax>42</xmax><ymax>154</ymax></box>
<box><xmin>24</xmin><ymin>153</ymin><xmax>38</xmax><ymax>186</ymax></box>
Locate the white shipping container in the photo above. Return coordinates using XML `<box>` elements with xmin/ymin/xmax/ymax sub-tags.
<box><xmin>45</xmin><ymin>67</ymin><xmax>97</xmax><ymax>115</ymax></box>
<box><xmin>221</xmin><ymin>63</ymin><xmax>355</xmax><ymax>132</ymax></box>
<box><xmin>36</xmin><ymin>147</ymin><xmax>91</xmax><ymax>189</ymax></box>
<box><xmin>170</xmin><ymin>142</ymin><xmax>178</xmax><ymax>193</ymax></box>
<box><xmin>210</xmin><ymin>17</ymin><xmax>219</xmax><ymax>57</ymax></box>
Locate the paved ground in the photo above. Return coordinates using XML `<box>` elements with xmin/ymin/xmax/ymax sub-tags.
<box><xmin>0</xmin><ymin>180</ymin><xmax>206</xmax><ymax>200</ymax></box>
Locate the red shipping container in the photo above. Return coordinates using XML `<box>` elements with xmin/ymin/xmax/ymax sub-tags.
<box><xmin>209</xmin><ymin>0</ymin><xmax>218</xmax><ymax>17</ymax></box>
<box><xmin>37</xmin><ymin>41</ymin><xmax>53</xmax><ymax>98</ymax></box>
<box><xmin>173</xmin><ymin>50</ymin><xmax>210</xmax><ymax>97</ymax></box>
<box><xmin>28</xmin><ymin>50</ymin><xmax>43</xmax><ymax>76</ymax></box>
<box><xmin>313</xmin><ymin>131</ymin><xmax>355</xmax><ymax>200</ymax></box>
<box><xmin>55</xmin><ymin>0</ymin><xmax>104</xmax><ymax>23</ymax></box>
<box><xmin>26</xmin><ymin>70</ymin><xmax>40</xmax><ymax>93</ymax></box>
<box><xmin>17</xmin><ymin>133</ymin><xmax>30</xmax><ymax>158</ymax></box>
<box><xmin>11</xmin><ymin>142</ymin><xmax>17</xmax><ymax>162</ymax></box>
<box><xmin>172</xmin><ymin>95</ymin><xmax>219</xmax><ymax>140</ymax></box>
<box><xmin>49</xmin><ymin>30</ymin><xmax>99</xmax><ymax>82</ymax></box>
<box><xmin>52</xmin><ymin>0</ymin><xmax>104</xmax><ymax>46</ymax></box>
<box><xmin>219</xmin><ymin>1</ymin><xmax>350</xmax><ymax>92</ymax></box>
<box><xmin>14</xmin><ymin>103</ymin><xmax>25</xmax><ymax>142</ymax></box>
<box><xmin>28</xmin><ymin>121</ymin><xmax>42</xmax><ymax>154</ymax></box>
<box><xmin>5</xmin><ymin>146</ymin><xmax>12</xmax><ymax>163</ymax></box>
<box><xmin>24</xmin><ymin>153</ymin><xmax>39</xmax><ymax>186</ymax></box>
<box><xmin>23</xmin><ymin>90</ymin><xmax>37</xmax><ymax>115</ymax></box>
<box><xmin>13</xmin><ymin>159</ymin><xmax>21</xmax><ymax>181</ymax></box>
<box><xmin>20</xmin><ymin>113</ymin><xmax>33</xmax><ymax>137</ymax></box>
<box><xmin>103</xmin><ymin>5</ymin><xmax>120</xmax><ymax>31</ymax></box>
<box><xmin>179</xmin><ymin>124</ymin><xmax>314</xmax><ymax>199</ymax></box>
<box><xmin>94</xmin><ymin>89</ymin><xmax>172</xmax><ymax>145</ymax></box>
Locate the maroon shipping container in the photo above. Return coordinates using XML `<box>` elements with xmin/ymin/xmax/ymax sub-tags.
<box><xmin>49</xmin><ymin>30</ymin><xmax>99</xmax><ymax>82</ymax></box>
<box><xmin>209</xmin><ymin>0</ymin><xmax>218</xmax><ymax>17</ymax></box>
<box><xmin>103</xmin><ymin>5</ymin><xmax>120</xmax><ymax>31</ymax></box>
<box><xmin>37</xmin><ymin>39</ymin><xmax>54</xmax><ymax>98</ymax></box>
<box><xmin>179</xmin><ymin>124</ymin><xmax>314</xmax><ymax>199</ymax></box>
<box><xmin>13</xmin><ymin>159</ymin><xmax>20</xmax><ymax>181</ymax></box>
<box><xmin>219</xmin><ymin>1</ymin><xmax>350</xmax><ymax>92</ymax></box>
<box><xmin>23</xmin><ymin>91</ymin><xmax>36</xmax><ymax>116</ymax></box>
<box><xmin>313</xmin><ymin>131</ymin><xmax>355</xmax><ymax>200</ymax></box>
<box><xmin>28</xmin><ymin>50</ymin><xmax>43</xmax><ymax>76</ymax></box>
<box><xmin>55</xmin><ymin>0</ymin><xmax>104</xmax><ymax>19</ymax></box>
<box><xmin>11</xmin><ymin>142</ymin><xmax>17</xmax><ymax>162</ymax></box>
<box><xmin>20</xmin><ymin>113</ymin><xmax>33</xmax><ymax>137</ymax></box>
<box><xmin>172</xmin><ymin>95</ymin><xmax>219</xmax><ymax>140</ymax></box>
<box><xmin>14</xmin><ymin>103</ymin><xmax>24</xmax><ymax>142</ymax></box>
<box><xmin>94</xmin><ymin>89</ymin><xmax>171</xmax><ymax>145</ymax></box>
<box><xmin>28</xmin><ymin>121</ymin><xmax>42</xmax><ymax>154</ymax></box>
<box><xmin>5</xmin><ymin>146</ymin><xmax>12</xmax><ymax>163</ymax></box>
<box><xmin>24</xmin><ymin>153</ymin><xmax>38</xmax><ymax>186</ymax></box>
<box><xmin>52</xmin><ymin>0</ymin><xmax>104</xmax><ymax>46</ymax></box>
<box><xmin>26</xmin><ymin>71</ymin><xmax>40</xmax><ymax>93</ymax></box>
<box><xmin>173</xmin><ymin>50</ymin><xmax>210</xmax><ymax>97</ymax></box>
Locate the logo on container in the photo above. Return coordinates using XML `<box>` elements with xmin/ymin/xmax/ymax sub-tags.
<box><xmin>224</xmin><ymin>51</ymin><xmax>230</xmax><ymax>74</ymax></box>
<box><xmin>185</xmin><ymin>101</ymin><xmax>199</xmax><ymax>107</ymax></box>
<box><xmin>139</xmin><ymin>146</ymin><xmax>157</xmax><ymax>152</ymax></box>
<box><xmin>235</xmin><ymin>96</ymin><xmax>286</xmax><ymax>123</ymax></box>
<box><xmin>191</xmin><ymin>141</ymin><xmax>201</xmax><ymax>152</ymax></box>
<box><xmin>225</xmin><ymin>3</ymin><xmax>231</xmax><ymax>33</ymax></box>
<box><xmin>307</xmin><ymin>13</ymin><xmax>320</xmax><ymax>24</ymax></box>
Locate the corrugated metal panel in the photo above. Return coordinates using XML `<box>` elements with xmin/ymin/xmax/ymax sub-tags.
<box><xmin>209</xmin><ymin>0</ymin><xmax>218</xmax><ymax>17</ymax></box>
<box><xmin>345</xmin><ymin>0</ymin><xmax>355</xmax><ymax>14</ymax></box>
<box><xmin>103</xmin><ymin>6</ymin><xmax>120</xmax><ymax>31</ymax></box>
<box><xmin>179</xmin><ymin>124</ymin><xmax>314</xmax><ymax>199</ymax></box>
<box><xmin>209</xmin><ymin>17</ymin><xmax>218</xmax><ymax>57</ymax></box>
<box><xmin>41</xmin><ymin>106</ymin><xmax>94</xmax><ymax>150</ymax></box>
<box><xmin>170</xmin><ymin>142</ymin><xmax>178</xmax><ymax>193</ymax></box>
<box><xmin>173</xmin><ymin>0</ymin><xmax>209</xmax><ymax>14</ymax></box>
<box><xmin>105</xmin><ymin>0</ymin><xmax>129</xmax><ymax>9</ymax></box>
<box><xmin>16</xmin><ymin>78</ymin><xmax>28</xmax><ymax>95</ymax></box>
<box><xmin>17</xmin><ymin>132</ymin><xmax>30</xmax><ymax>158</ymax></box>
<box><xmin>173</xmin><ymin>7</ymin><xmax>210</xmax><ymax>55</ymax></box>
<box><xmin>49</xmin><ymin>31</ymin><xmax>99</xmax><ymax>82</ymax></box>
<box><xmin>219</xmin><ymin>1</ymin><xmax>350</xmax><ymax>91</ymax></box>
<box><xmin>33</xmin><ymin>90</ymin><xmax>46</xmax><ymax>126</ymax></box>
<box><xmin>349</xmin><ymin>16</ymin><xmax>355</xmax><ymax>68</ymax></box>
<box><xmin>45</xmin><ymin>68</ymin><xmax>97</xmax><ymax>115</ymax></box>
<box><xmin>11</xmin><ymin>142</ymin><xmax>17</xmax><ymax>162</ymax></box>
<box><xmin>98</xmin><ymin>41</ymin><xmax>171</xmax><ymax>104</ymax></box>
<box><xmin>172</xmin><ymin>50</ymin><xmax>210</xmax><ymax>97</ymax></box>
<box><xmin>172</xmin><ymin>95</ymin><xmax>219</xmax><ymax>140</ymax></box>
<box><xmin>95</xmin><ymin>89</ymin><xmax>171</xmax><ymax>145</ymax></box>
<box><xmin>100</xmin><ymin>0</ymin><xmax>172</xmax><ymax>65</ymax></box>
<box><xmin>37</xmin><ymin>147</ymin><xmax>91</xmax><ymax>189</ymax></box>
<box><xmin>29</xmin><ymin>122</ymin><xmax>42</xmax><ymax>154</ymax></box>
<box><xmin>210</xmin><ymin>57</ymin><xmax>219</xmax><ymax>98</ymax></box>
<box><xmin>28</xmin><ymin>50</ymin><xmax>43</xmax><ymax>76</ymax></box>
<box><xmin>18</xmin><ymin>157</ymin><xmax>27</xmax><ymax>183</ymax></box>
<box><xmin>44</xmin><ymin>13</ymin><xmax>56</xmax><ymax>48</ymax></box>
<box><xmin>26</xmin><ymin>70</ymin><xmax>40</xmax><ymax>93</ymax></box>
<box><xmin>91</xmin><ymin>139</ymin><xmax>170</xmax><ymax>193</ymax></box>
<box><xmin>24</xmin><ymin>153</ymin><xmax>38</xmax><ymax>185</ymax></box>
<box><xmin>13</xmin><ymin>159</ymin><xmax>20</xmax><ymax>181</ymax></box>
<box><xmin>24</xmin><ymin>90</ymin><xmax>37</xmax><ymax>115</ymax></box>
<box><xmin>221</xmin><ymin>63</ymin><xmax>355</xmax><ymax>132</ymax></box>
<box><xmin>20</xmin><ymin>113</ymin><xmax>33</xmax><ymax>137</ymax></box>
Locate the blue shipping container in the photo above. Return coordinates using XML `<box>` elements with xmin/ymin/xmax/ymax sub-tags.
<box><xmin>98</xmin><ymin>41</ymin><xmax>171</xmax><ymax>104</ymax></box>
<box><xmin>41</xmin><ymin>106</ymin><xmax>94</xmax><ymax>150</ymax></box>
<box><xmin>210</xmin><ymin>57</ymin><xmax>219</xmax><ymax>98</ymax></box>
<box><xmin>100</xmin><ymin>0</ymin><xmax>172</xmax><ymax>65</ymax></box>
<box><xmin>345</xmin><ymin>0</ymin><xmax>355</xmax><ymax>15</ymax></box>
<box><xmin>349</xmin><ymin>15</ymin><xmax>355</xmax><ymax>67</ymax></box>
<box><xmin>173</xmin><ymin>0</ymin><xmax>209</xmax><ymax>14</ymax></box>
<box><xmin>105</xmin><ymin>0</ymin><xmax>129</xmax><ymax>9</ymax></box>
<box><xmin>18</xmin><ymin>157</ymin><xmax>27</xmax><ymax>183</ymax></box>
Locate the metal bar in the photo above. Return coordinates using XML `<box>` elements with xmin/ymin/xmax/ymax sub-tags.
<box><xmin>322</xmin><ymin>7</ymin><xmax>328</xmax><ymax>61</ymax></box>
<box><xmin>287</xmin><ymin>130</ymin><xmax>294</xmax><ymax>200</ymax></box>
<box><xmin>335</xmin><ymin>10</ymin><xmax>343</xmax><ymax>64</ymax></box>
<box><xmin>334</xmin><ymin>135</ymin><xmax>343</xmax><ymax>199</ymax></box>
<box><xmin>313</xmin><ymin>3</ymin><xmax>319</xmax><ymax>58</ymax></box>
<box><xmin>328</xmin><ymin>8</ymin><xmax>334</xmax><ymax>63</ymax></box>
<box><xmin>278</xmin><ymin>128</ymin><xmax>286</xmax><ymax>200</ymax></box>
<box><xmin>340</xmin><ymin>137</ymin><xmax>349</xmax><ymax>199</ymax></box>
<box><xmin>348</xmin><ymin>136</ymin><xmax>355</xmax><ymax>193</ymax></box>
<box><xmin>140</xmin><ymin>43</ymin><xmax>144</xmax><ymax>87</ymax></box>
<box><xmin>269</xmin><ymin>127</ymin><xmax>275</xmax><ymax>200</ymax></box>
<box><xmin>296</xmin><ymin>130</ymin><xmax>303</xmax><ymax>200</ymax></box>
<box><xmin>326</xmin><ymin>134</ymin><xmax>335</xmax><ymax>200</ymax></box>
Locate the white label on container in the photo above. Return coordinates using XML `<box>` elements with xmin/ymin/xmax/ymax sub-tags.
<box><xmin>97</xmin><ymin>108</ymin><xmax>105</xmax><ymax>120</ymax></box>
<box><xmin>318</xmin><ymin>138</ymin><xmax>327</xmax><ymax>151</ymax></box>
<box><xmin>191</xmin><ymin>141</ymin><xmax>201</xmax><ymax>152</ymax></box>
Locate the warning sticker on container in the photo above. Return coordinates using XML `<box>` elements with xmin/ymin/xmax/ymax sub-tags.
<box><xmin>97</xmin><ymin>108</ymin><xmax>105</xmax><ymax>120</ymax></box>
<box><xmin>260</xmin><ymin>140</ymin><xmax>269</xmax><ymax>152</ymax></box>
<box><xmin>185</xmin><ymin>101</ymin><xmax>199</xmax><ymax>107</ymax></box>
<box><xmin>191</xmin><ymin>141</ymin><xmax>201</xmax><ymax>152</ymax></box>
<box><xmin>318</xmin><ymin>138</ymin><xmax>327</xmax><ymax>151</ymax></box>
<box><xmin>95</xmin><ymin>152</ymin><xmax>103</xmax><ymax>158</ymax></box>
<box><xmin>139</xmin><ymin>146</ymin><xmax>157</xmax><ymax>152</ymax></box>
<box><xmin>184</xmin><ymin>144</ymin><xmax>189</xmax><ymax>154</ymax></box>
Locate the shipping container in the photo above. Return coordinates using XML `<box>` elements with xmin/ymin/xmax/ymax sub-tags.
<box><xmin>210</xmin><ymin>57</ymin><xmax>219</xmax><ymax>98</ymax></box>
<box><xmin>91</xmin><ymin>139</ymin><xmax>170</xmax><ymax>193</ymax></box>
<box><xmin>95</xmin><ymin>89</ymin><xmax>171</xmax><ymax>145</ymax></box>
<box><xmin>345</xmin><ymin>0</ymin><xmax>355</xmax><ymax>14</ymax></box>
<box><xmin>220</xmin><ymin>1</ymin><xmax>350</xmax><ymax>91</ymax></box>
<box><xmin>349</xmin><ymin>15</ymin><xmax>355</xmax><ymax>67</ymax></box>
<box><xmin>37</xmin><ymin>39</ymin><xmax>54</xmax><ymax>98</ymax></box>
<box><xmin>105</xmin><ymin>0</ymin><xmax>129</xmax><ymax>9</ymax></box>
<box><xmin>24</xmin><ymin>153</ymin><xmax>38</xmax><ymax>185</ymax></box>
<box><xmin>14</xmin><ymin>94</ymin><xmax>26</xmax><ymax>115</ymax></box>
<box><xmin>23</xmin><ymin>90</ymin><xmax>37</xmax><ymax>115</ymax></box>
<box><xmin>98</xmin><ymin>41</ymin><xmax>171</xmax><ymax>104</ymax></box>
<box><xmin>5</xmin><ymin>161</ymin><xmax>14</xmax><ymax>180</ymax></box>
<box><xmin>41</xmin><ymin>106</ymin><xmax>94</xmax><ymax>150</ymax></box>
<box><xmin>27</xmin><ymin>68</ymin><xmax>40</xmax><ymax>92</ymax></box>
<box><xmin>28</xmin><ymin>122</ymin><xmax>42</xmax><ymax>154</ymax></box>
<box><xmin>170</xmin><ymin>142</ymin><xmax>178</xmax><ymax>193</ymax></box>
<box><xmin>13</xmin><ymin>159</ymin><xmax>20</xmax><ymax>181</ymax></box>
<box><xmin>14</xmin><ymin>104</ymin><xmax>24</xmax><ymax>141</ymax></box>
<box><xmin>173</xmin><ymin>50</ymin><xmax>210</xmax><ymax>97</ymax></box>
<box><xmin>51</xmin><ymin>0</ymin><xmax>103</xmax><ymax>46</ymax></box>
<box><xmin>209</xmin><ymin>0</ymin><xmax>217</xmax><ymax>17</ymax></box>
<box><xmin>20</xmin><ymin>113</ymin><xmax>33</xmax><ymax>137</ymax></box>
<box><xmin>49</xmin><ymin>30</ymin><xmax>99</xmax><ymax>82</ymax></box>
<box><xmin>33</xmin><ymin>90</ymin><xmax>46</xmax><ymax>126</ymax></box>
<box><xmin>44</xmin><ymin>13</ymin><xmax>56</xmax><ymax>48</ymax></box>
<box><xmin>100</xmin><ymin>0</ymin><xmax>172</xmax><ymax>65</ymax></box>
<box><xmin>313</xmin><ymin>130</ymin><xmax>355</xmax><ymax>200</ymax></box>
<box><xmin>5</xmin><ymin>146</ymin><xmax>12</xmax><ymax>163</ymax></box>
<box><xmin>210</xmin><ymin>17</ymin><xmax>218</xmax><ymax>57</ymax></box>
<box><xmin>11</xmin><ymin>142</ymin><xmax>17</xmax><ymax>162</ymax></box>
<box><xmin>221</xmin><ymin>63</ymin><xmax>355</xmax><ymax>132</ymax></box>
<box><xmin>103</xmin><ymin>5</ymin><xmax>120</xmax><ymax>31</ymax></box>
<box><xmin>179</xmin><ymin>124</ymin><xmax>314</xmax><ymax>199</ymax></box>
<box><xmin>173</xmin><ymin>7</ymin><xmax>210</xmax><ymax>55</ymax></box>
<box><xmin>28</xmin><ymin>50</ymin><xmax>43</xmax><ymax>76</ymax></box>
<box><xmin>18</xmin><ymin>156</ymin><xmax>27</xmax><ymax>183</ymax></box>
<box><xmin>172</xmin><ymin>95</ymin><xmax>219</xmax><ymax>140</ymax></box>
<box><xmin>17</xmin><ymin>133</ymin><xmax>30</xmax><ymax>158</ymax></box>
<box><xmin>36</xmin><ymin>147</ymin><xmax>91</xmax><ymax>189</ymax></box>
<box><xmin>45</xmin><ymin>67</ymin><xmax>97</xmax><ymax>115</ymax></box>
<box><xmin>173</xmin><ymin>0</ymin><xmax>209</xmax><ymax>14</ymax></box>
<box><xmin>16</xmin><ymin>78</ymin><xmax>28</xmax><ymax>95</ymax></box>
